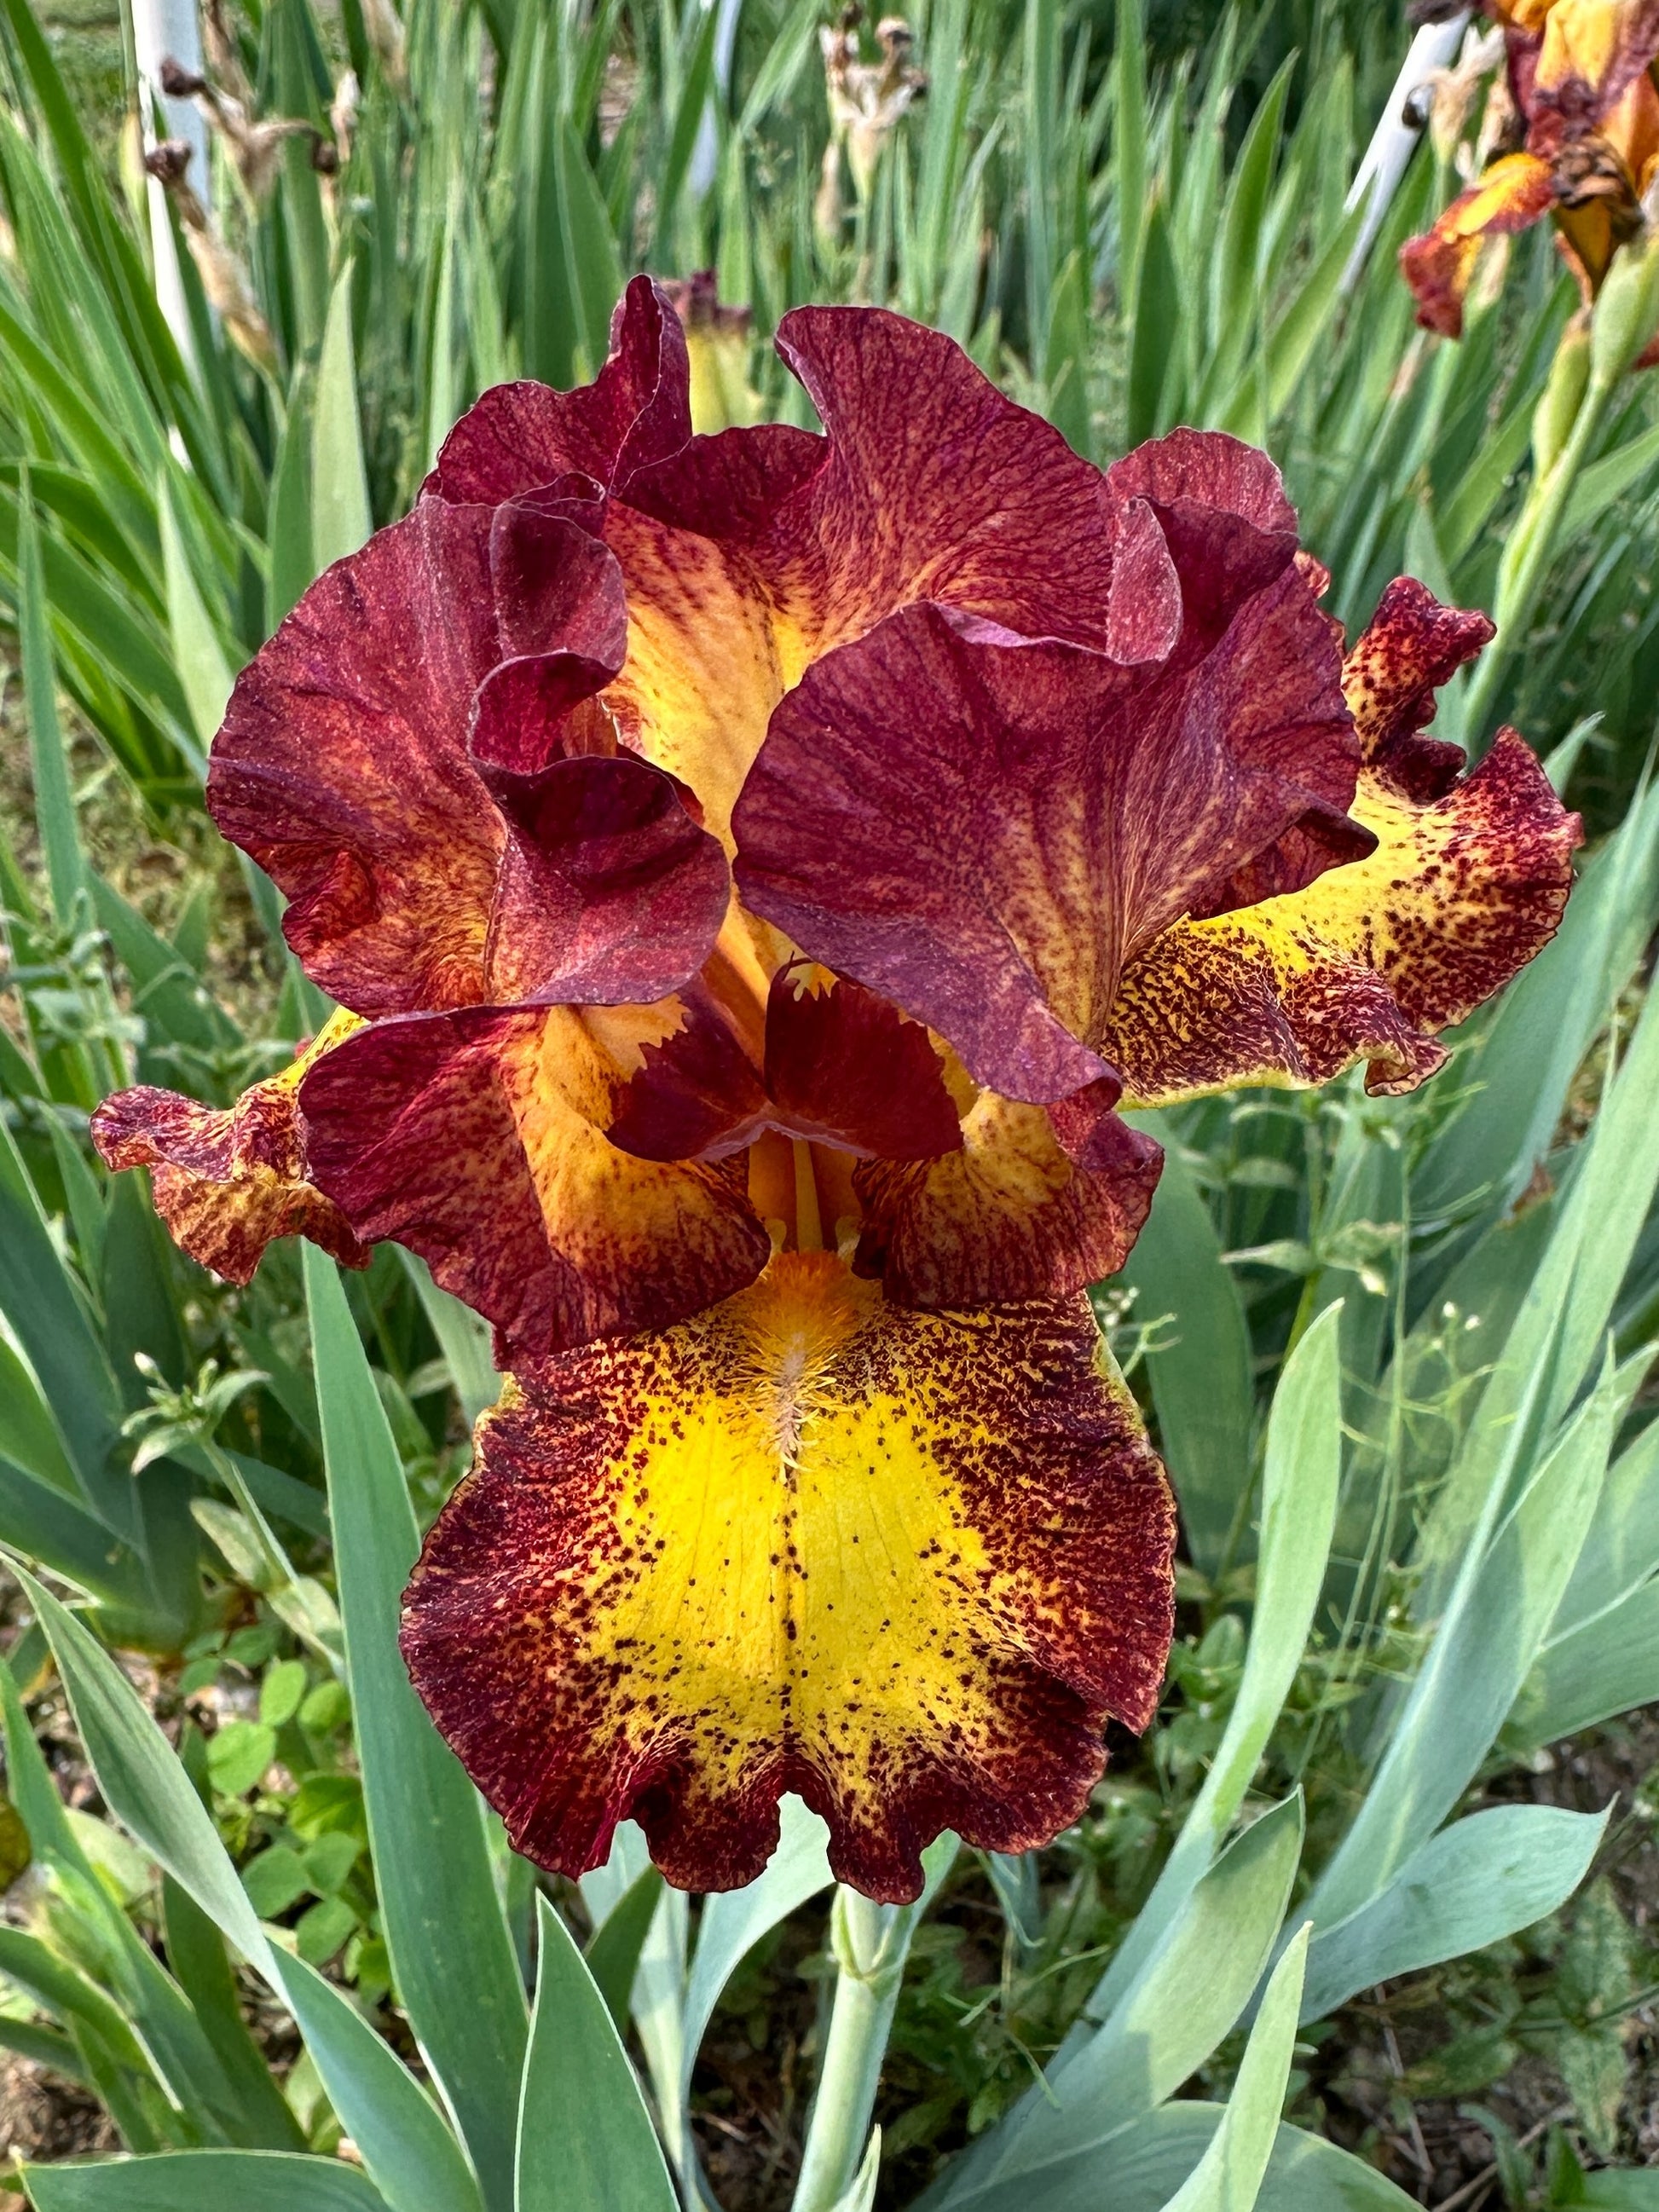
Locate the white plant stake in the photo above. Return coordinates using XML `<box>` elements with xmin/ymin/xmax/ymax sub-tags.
<box><xmin>130</xmin><ymin>0</ymin><xmax>210</xmax><ymax>372</ymax></box>
<box><xmin>1343</xmin><ymin>9</ymin><xmax>1475</xmax><ymax>291</ymax></box>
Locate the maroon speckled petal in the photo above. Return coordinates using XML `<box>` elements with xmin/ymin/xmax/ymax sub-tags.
<box><xmin>425</xmin><ymin>276</ymin><xmax>692</xmax><ymax>504</ymax></box>
<box><xmin>92</xmin><ymin>1032</ymin><xmax>370</xmax><ymax>1285</ymax></box>
<box><xmin>1344</xmin><ymin>575</ymin><xmax>1494</xmax><ymax>798</ymax></box>
<box><xmin>1105</xmin><ymin>726</ymin><xmax>1581</xmax><ymax>1106</ymax></box>
<box><xmin>733</xmin><ymin>539</ymin><xmax>1359</xmax><ymax>1103</ymax></box>
<box><xmin>299</xmin><ymin>1002</ymin><xmax>770</xmax><ymax>1359</ymax></box>
<box><xmin>588</xmin><ymin>305</ymin><xmax>1148</xmax><ymax>842</ymax></box>
<box><xmin>853</xmin><ymin>1087</ymin><xmax>1163</xmax><ymax>1308</ymax></box>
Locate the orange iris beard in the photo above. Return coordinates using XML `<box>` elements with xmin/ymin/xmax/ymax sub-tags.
<box><xmin>95</xmin><ymin>283</ymin><xmax>1577</xmax><ymax>1898</ymax></box>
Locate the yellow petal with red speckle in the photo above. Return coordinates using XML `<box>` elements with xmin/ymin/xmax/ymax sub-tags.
<box><xmin>1105</xmin><ymin>731</ymin><xmax>1579</xmax><ymax>1104</ymax></box>
<box><xmin>402</xmin><ymin>1251</ymin><xmax>1174</xmax><ymax>1902</ymax></box>
<box><xmin>91</xmin><ymin>1010</ymin><xmax>370</xmax><ymax>1285</ymax></box>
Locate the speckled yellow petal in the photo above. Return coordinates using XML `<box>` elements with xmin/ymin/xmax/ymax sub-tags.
<box><xmin>402</xmin><ymin>1252</ymin><xmax>1174</xmax><ymax>1901</ymax></box>
<box><xmin>91</xmin><ymin>1011</ymin><xmax>370</xmax><ymax>1285</ymax></box>
<box><xmin>1105</xmin><ymin>730</ymin><xmax>1579</xmax><ymax>1104</ymax></box>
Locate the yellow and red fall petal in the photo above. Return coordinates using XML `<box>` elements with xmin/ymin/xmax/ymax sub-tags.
<box><xmin>734</xmin><ymin>550</ymin><xmax>1361</xmax><ymax>1106</ymax></box>
<box><xmin>425</xmin><ymin>276</ymin><xmax>693</xmax><ymax>504</ymax></box>
<box><xmin>91</xmin><ymin>1015</ymin><xmax>370</xmax><ymax>1285</ymax></box>
<box><xmin>853</xmin><ymin>1089</ymin><xmax>1163</xmax><ymax>1308</ymax></box>
<box><xmin>298</xmin><ymin>1002</ymin><xmax>771</xmax><ymax>1359</ymax></box>
<box><xmin>1102</xmin><ymin>729</ymin><xmax>1581</xmax><ymax>1105</ymax></box>
<box><xmin>1400</xmin><ymin>153</ymin><xmax>1558</xmax><ymax>338</ymax></box>
<box><xmin>401</xmin><ymin>1251</ymin><xmax>1175</xmax><ymax>1902</ymax></box>
<box><xmin>208</xmin><ymin>503</ymin><xmax>630</xmax><ymax>1018</ymax></box>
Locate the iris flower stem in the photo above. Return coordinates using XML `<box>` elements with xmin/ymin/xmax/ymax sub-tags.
<box><xmin>1461</xmin><ymin>357</ymin><xmax>1616</xmax><ymax>749</ymax></box>
<box><xmin>790</xmin><ymin>1886</ymin><xmax>912</xmax><ymax>2212</ymax></box>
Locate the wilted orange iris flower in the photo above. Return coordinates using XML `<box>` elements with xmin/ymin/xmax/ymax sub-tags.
<box><xmin>1402</xmin><ymin>0</ymin><xmax>1659</xmax><ymax>348</ymax></box>
<box><xmin>95</xmin><ymin>282</ymin><xmax>1578</xmax><ymax>1900</ymax></box>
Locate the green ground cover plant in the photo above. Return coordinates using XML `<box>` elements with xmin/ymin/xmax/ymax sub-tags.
<box><xmin>3</xmin><ymin>0</ymin><xmax>1659</xmax><ymax>2206</ymax></box>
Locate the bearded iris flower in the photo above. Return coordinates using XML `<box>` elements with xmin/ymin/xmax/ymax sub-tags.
<box><xmin>1402</xmin><ymin>0</ymin><xmax>1659</xmax><ymax>349</ymax></box>
<box><xmin>95</xmin><ymin>281</ymin><xmax>1577</xmax><ymax>1901</ymax></box>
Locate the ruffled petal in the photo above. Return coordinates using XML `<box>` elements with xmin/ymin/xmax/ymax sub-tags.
<box><xmin>1342</xmin><ymin>575</ymin><xmax>1494</xmax><ymax>792</ymax></box>
<box><xmin>734</xmin><ymin>509</ymin><xmax>1360</xmax><ymax>1104</ymax></box>
<box><xmin>401</xmin><ymin>1252</ymin><xmax>1174</xmax><ymax>1901</ymax></box>
<box><xmin>1400</xmin><ymin>153</ymin><xmax>1558</xmax><ymax>338</ymax></box>
<box><xmin>1104</xmin><ymin>727</ymin><xmax>1581</xmax><ymax>1102</ymax></box>
<box><xmin>298</xmin><ymin>1002</ymin><xmax>770</xmax><ymax>1357</ymax></box>
<box><xmin>762</xmin><ymin>305</ymin><xmax>1121</xmax><ymax>653</ymax></box>
<box><xmin>425</xmin><ymin>276</ymin><xmax>692</xmax><ymax>503</ymax></box>
<box><xmin>91</xmin><ymin>1014</ymin><xmax>370</xmax><ymax>1285</ymax></box>
<box><xmin>853</xmin><ymin>1088</ymin><xmax>1163</xmax><ymax>1307</ymax></box>
<box><xmin>596</xmin><ymin>305</ymin><xmax>1132</xmax><ymax>840</ymax></box>
<box><xmin>209</xmin><ymin>504</ymin><xmax>627</xmax><ymax>1016</ymax></box>
<box><xmin>1099</xmin><ymin>579</ymin><xmax>1577</xmax><ymax>1101</ymax></box>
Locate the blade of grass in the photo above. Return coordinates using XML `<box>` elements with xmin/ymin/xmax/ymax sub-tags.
<box><xmin>16</xmin><ymin>469</ymin><xmax>84</xmax><ymax>927</ymax></box>
<box><xmin>311</xmin><ymin>266</ymin><xmax>373</xmax><ymax>574</ymax></box>
<box><xmin>516</xmin><ymin>1895</ymin><xmax>677</xmax><ymax>2212</ymax></box>
<box><xmin>12</xmin><ymin>1565</ymin><xmax>483</xmax><ymax>2212</ymax></box>
<box><xmin>304</xmin><ymin>1247</ymin><xmax>526</xmax><ymax>2212</ymax></box>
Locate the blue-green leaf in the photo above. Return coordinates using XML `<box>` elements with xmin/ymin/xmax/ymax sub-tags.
<box><xmin>1158</xmin><ymin>1923</ymin><xmax>1309</xmax><ymax>2212</ymax></box>
<box><xmin>1091</xmin><ymin>1309</ymin><xmax>1340</xmax><ymax>2017</ymax></box>
<box><xmin>515</xmin><ymin>1895</ymin><xmax>677</xmax><ymax>2212</ymax></box>
<box><xmin>304</xmin><ymin>1248</ymin><xmax>526</xmax><ymax>2212</ymax></box>
<box><xmin>25</xmin><ymin>2149</ymin><xmax>390</xmax><ymax>2212</ymax></box>
<box><xmin>1302</xmin><ymin>1805</ymin><xmax>1606</xmax><ymax>2020</ymax></box>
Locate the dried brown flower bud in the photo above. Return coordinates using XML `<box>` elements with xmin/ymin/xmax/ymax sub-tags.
<box><xmin>144</xmin><ymin>138</ymin><xmax>194</xmax><ymax>188</ymax></box>
<box><xmin>159</xmin><ymin>57</ymin><xmax>207</xmax><ymax>97</ymax></box>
